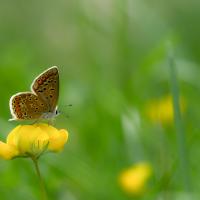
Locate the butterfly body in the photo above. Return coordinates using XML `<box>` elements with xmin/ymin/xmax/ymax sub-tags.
<box><xmin>9</xmin><ymin>66</ymin><xmax>59</xmax><ymax>121</ymax></box>
<box><xmin>41</xmin><ymin>109</ymin><xmax>60</xmax><ymax>119</ymax></box>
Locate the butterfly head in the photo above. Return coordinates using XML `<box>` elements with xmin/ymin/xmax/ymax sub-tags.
<box><xmin>41</xmin><ymin>108</ymin><xmax>60</xmax><ymax>119</ymax></box>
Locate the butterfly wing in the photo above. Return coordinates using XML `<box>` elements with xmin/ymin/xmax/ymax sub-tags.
<box><xmin>9</xmin><ymin>92</ymin><xmax>49</xmax><ymax>120</ymax></box>
<box><xmin>31</xmin><ymin>66</ymin><xmax>59</xmax><ymax>112</ymax></box>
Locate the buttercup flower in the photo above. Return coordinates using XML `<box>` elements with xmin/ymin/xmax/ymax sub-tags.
<box><xmin>146</xmin><ymin>95</ymin><xmax>186</xmax><ymax>125</ymax></box>
<box><xmin>119</xmin><ymin>162</ymin><xmax>152</xmax><ymax>195</ymax></box>
<box><xmin>0</xmin><ymin>124</ymin><xmax>68</xmax><ymax>160</ymax></box>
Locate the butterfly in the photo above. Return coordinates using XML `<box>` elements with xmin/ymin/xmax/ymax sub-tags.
<box><xmin>9</xmin><ymin>66</ymin><xmax>59</xmax><ymax>121</ymax></box>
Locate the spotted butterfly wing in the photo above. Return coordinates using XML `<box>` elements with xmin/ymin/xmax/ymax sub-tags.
<box><xmin>31</xmin><ymin>66</ymin><xmax>59</xmax><ymax>112</ymax></box>
<box><xmin>9</xmin><ymin>92</ymin><xmax>49</xmax><ymax>120</ymax></box>
<box><xmin>9</xmin><ymin>66</ymin><xmax>59</xmax><ymax>121</ymax></box>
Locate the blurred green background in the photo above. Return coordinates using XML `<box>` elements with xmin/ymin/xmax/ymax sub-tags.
<box><xmin>0</xmin><ymin>0</ymin><xmax>200</xmax><ymax>199</ymax></box>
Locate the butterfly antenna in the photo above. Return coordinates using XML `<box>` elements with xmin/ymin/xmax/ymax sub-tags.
<box><xmin>58</xmin><ymin>103</ymin><xmax>72</xmax><ymax>119</ymax></box>
<box><xmin>59</xmin><ymin>110</ymin><xmax>70</xmax><ymax>119</ymax></box>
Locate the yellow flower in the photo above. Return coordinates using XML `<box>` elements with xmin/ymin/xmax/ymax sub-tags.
<box><xmin>146</xmin><ymin>95</ymin><xmax>186</xmax><ymax>125</ymax></box>
<box><xmin>119</xmin><ymin>162</ymin><xmax>152</xmax><ymax>195</ymax></box>
<box><xmin>0</xmin><ymin>124</ymin><xmax>68</xmax><ymax>160</ymax></box>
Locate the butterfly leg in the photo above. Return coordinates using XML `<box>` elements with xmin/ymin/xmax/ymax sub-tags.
<box><xmin>47</xmin><ymin>118</ymin><xmax>55</xmax><ymax>126</ymax></box>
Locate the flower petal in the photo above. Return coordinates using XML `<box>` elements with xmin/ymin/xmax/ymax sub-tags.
<box><xmin>146</xmin><ymin>95</ymin><xmax>186</xmax><ymax>125</ymax></box>
<box><xmin>36</xmin><ymin>124</ymin><xmax>58</xmax><ymax>136</ymax></box>
<box><xmin>32</xmin><ymin>131</ymin><xmax>49</xmax><ymax>155</ymax></box>
<box><xmin>119</xmin><ymin>162</ymin><xmax>152</xmax><ymax>195</ymax></box>
<box><xmin>6</xmin><ymin>125</ymin><xmax>22</xmax><ymax>146</ymax></box>
<box><xmin>17</xmin><ymin>126</ymin><xmax>49</xmax><ymax>155</ymax></box>
<box><xmin>5</xmin><ymin>124</ymin><xmax>68</xmax><ymax>158</ymax></box>
<box><xmin>0</xmin><ymin>142</ymin><xmax>19</xmax><ymax>160</ymax></box>
<box><xmin>48</xmin><ymin>129</ymin><xmax>68</xmax><ymax>152</ymax></box>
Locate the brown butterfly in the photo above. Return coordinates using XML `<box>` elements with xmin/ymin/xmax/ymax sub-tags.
<box><xmin>9</xmin><ymin>66</ymin><xmax>59</xmax><ymax>121</ymax></box>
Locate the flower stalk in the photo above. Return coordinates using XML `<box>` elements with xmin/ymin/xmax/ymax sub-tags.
<box><xmin>32</xmin><ymin>157</ymin><xmax>47</xmax><ymax>200</ymax></box>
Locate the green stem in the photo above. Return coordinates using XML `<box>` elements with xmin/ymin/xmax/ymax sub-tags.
<box><xmin>32</xmin><ymin>157</ymin><xmax>48</xmax><ymax>200</ymax></box>
<box><xmin>168</xmin><ymin>48</ymin><xmax>191</xmax><ymax>191</ymax></box>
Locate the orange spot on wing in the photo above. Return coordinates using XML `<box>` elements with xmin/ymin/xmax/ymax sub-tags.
<box><xmin>37</xmin><ymin>79</ymin><xmax>43</xmax><ymax>85</ymax></box>
<box><xmin>42</xmin><ymin>76</ymin><xmax>46</xmax><ymax>81</ymax></box>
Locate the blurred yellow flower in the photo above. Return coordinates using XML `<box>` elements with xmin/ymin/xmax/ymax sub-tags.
<box><xmin>146</xmin><ymin>95</ymin><xmax>186</xmax><ymax>125</ymax></box>
<box><xmin>119</xmin><ymin>162</ymin><xmax>152</xmax><ymax>195</ymax></box>
<box><xmin>0</xmin><ymin>124</ymin><xmax>68</xmax><ymax>160</ymax></box>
